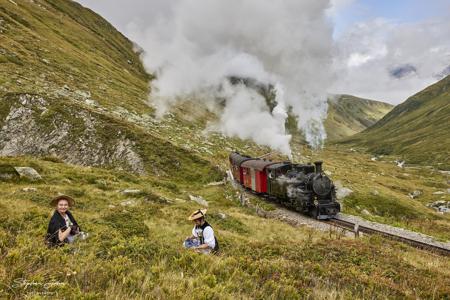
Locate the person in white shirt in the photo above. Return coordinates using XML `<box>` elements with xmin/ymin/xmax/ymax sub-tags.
<box><xmin>183</xmin><ymin>209</ymin><xmax>219</xmax><ymax>254</ymax></box>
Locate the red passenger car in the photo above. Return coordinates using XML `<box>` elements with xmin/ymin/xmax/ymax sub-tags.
<box><xmin>229</xmin><ymin>152</ymin><xmax>254</xmax><ymax>184</ymax></box>
<box><xmin>241</xmin><ymin>159</ymin><xmax>277</xmax><ymax>193</ymax></box>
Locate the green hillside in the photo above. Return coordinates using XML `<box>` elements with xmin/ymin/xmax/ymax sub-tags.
<box><xmin>344</xmin><ymin>75</ymin><xmax>450</xmax><ymax>169</ymax></box>
<box><xmin>0</xmin><ymin>0</ymin><xmax>150</xmax><ymax>112</ymax></box>
<box><xmin>324</xmin><ymin>95</ymin><xmax>393</xmax><ymax>141</ymax></box>
<box><xmin>0</xmin><ymin>1</ymin><xmax>450</xmax><ymax>298</ymax></box>
<box><xmin>0</xmin><ymin>0</ymin><xmax>225</xmax><ymax>182</ymax></box>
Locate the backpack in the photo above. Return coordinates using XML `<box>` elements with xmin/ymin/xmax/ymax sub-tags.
<box><xmin>212</xmin><ymin>236</ymin><xmax>220</xmax><ymax>254</ymax></box>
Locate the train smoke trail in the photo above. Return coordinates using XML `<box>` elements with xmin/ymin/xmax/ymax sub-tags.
<box><xmin>126</xmin><ymin>0</ymin><xmax>335</xmax><ymax>154</ymax></box>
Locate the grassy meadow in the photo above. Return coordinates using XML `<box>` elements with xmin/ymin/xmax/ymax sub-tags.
<box><xmin>1</xmin><ymin>155</ymin><xmax>450</xmax><ymax>299</ymax></box>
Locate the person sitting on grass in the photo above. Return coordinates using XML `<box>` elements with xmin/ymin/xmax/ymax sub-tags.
<box><xmin>46</xmin><ymin>195</ymin><xmax>87</xmax><ymax>247</ymax></box>
<box><xmin>183</xmin><ymin>209</ymin><xmax>219</xmax><ymax>254</ymax></box>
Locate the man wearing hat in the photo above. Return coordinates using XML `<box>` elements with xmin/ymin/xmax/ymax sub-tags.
<box><xmin>184</xmin><ymin>209</ymin><xmax>218</xmax><ymax>254</ymax></box>
<box><xmin>46</xmin><ymin>195</ymin><xmax>86</xmax><ymax>247</ymax></box>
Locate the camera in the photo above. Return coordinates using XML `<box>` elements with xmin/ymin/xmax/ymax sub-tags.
<box><xmin>70</xmin><ymin>225</ymin><xmax>80</xmax><ymax>235</ymax></box>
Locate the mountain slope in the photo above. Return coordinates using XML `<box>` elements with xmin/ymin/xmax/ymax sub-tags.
<box><xmin>0</xmin><ymin>0</ymin><xmax>150</xmax><ymax>112</ymax></box>
<box><xmin>344</xmin><ymin>75</ymin><xmax>450</xmax><ymax>169</ymax></box>
<box><xmin>0</xmin><ymin>0</ymin><xmax>224</xmax><ymax>182</ymax></box>
<box><xmin>324</xmin><ymin>95</ymin><xmax>393</xmax><ymax>141</ymax></box>
<box><xmin>0</xmin><ymin>0</ymin><xmax>392</xmax><ymax>165</ymax></box>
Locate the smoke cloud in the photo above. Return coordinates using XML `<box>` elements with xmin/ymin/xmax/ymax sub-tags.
<box><xmin>125</xmin><ymin>0</ymin><xmax>335</xmax><ymax>155</ymax></box>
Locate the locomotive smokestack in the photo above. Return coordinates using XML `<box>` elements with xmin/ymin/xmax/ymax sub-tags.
<box><xmin>314</xmin><ymin>161</ymin><xmax>323</xmax><ymax>174</ymax></box>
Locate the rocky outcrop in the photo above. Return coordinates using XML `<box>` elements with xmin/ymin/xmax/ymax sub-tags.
<box><xmin>334</xmin><ymin>180</ymin><xmax>353</xmax><ymax>200</ymax></box>
<box><xmin>0</xmin><ymin>93</ymin><xmax>222</xmax><ymax>182</ymax></box>
<box><xmin>408</xmin><ymin>190</ymin><xmax>422</xmax><ymax>199</ymax></box>
<box><xmin>121</xmin><ymin>189</ymin><xmax>142</xmax><ymax>195</ymax></box>
<box><xmin>0</xmin><ymin>94</ymin><xmax>146</xmax><ymax>174</ymax></box>
<box><xmin>427</xmin><ymin>201</ymin><xmax>450</xmax><ymax>213</ymax></box>
<box><xmin>14</xmin><ymin>167</ymin><xmax>42</xmax><ymax>180</ymax></box>
<box><xmin>189</xmin><ymin>195</ymin><xmax>209</xmax><ymax>207</ymax></box>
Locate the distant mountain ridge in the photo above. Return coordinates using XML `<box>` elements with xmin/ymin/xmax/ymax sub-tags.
<box><xmin>344</xmin><ymin>75</ymin><xmax>450</xmax><ymax>169</ymax></box>
<box><xmin>324</xmin><ymin>95</ymin><xmax>393</xmax><ymax>141</ymax></box>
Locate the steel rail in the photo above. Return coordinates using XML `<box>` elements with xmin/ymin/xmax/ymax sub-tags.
<box><xmin>326</xmin><ymin>218</ymin><xmax>450</xmax><ymax>256</ymax></box>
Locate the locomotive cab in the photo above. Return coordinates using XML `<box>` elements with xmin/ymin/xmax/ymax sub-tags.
<box><xmin>291</xmin><ymin>163</ymin><xmax>315</xmax><ymax>174</ymax></box>
<box><xmin>266</xmin><ymin>162</ymin><xmax>293</xmax><ymax>198</ymax></box>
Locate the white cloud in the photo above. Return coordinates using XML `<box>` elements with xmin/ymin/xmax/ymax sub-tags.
<box><xmin>332</xmin><ymin>18</ymin><xmax>450</xmax><ymax>103</ymax></box>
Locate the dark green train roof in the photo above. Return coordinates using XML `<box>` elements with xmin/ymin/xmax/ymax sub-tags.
<box><xmin>229</xmin><ymin>152</ymin><xmax>253</xmax><ymax>166</ymax></box>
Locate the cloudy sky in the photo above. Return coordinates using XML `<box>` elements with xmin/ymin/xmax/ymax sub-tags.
<box><xmin>77</xmin><ymin>0</ymin><xmax>450</xmax><ymax>105</ymax></box>
<box><xmin>328</xmin><ymin>0</ymin><xmax>450</xmax><ymax>103</ymax></box>
<box><xmin>74</xmin><ymin>0</ymin><xmax>449</xmax><ymax>152</ymax></box>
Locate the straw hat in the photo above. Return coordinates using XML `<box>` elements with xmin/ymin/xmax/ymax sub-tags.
<box><xmin>188</xmin><ymin>209</ymin><xmax>207</xmax><ymax>220</ymax></box>
<box><xmin>50</xmin><ymin>195</ymin><xmax>75</xmax><ymax>207</ymax></box>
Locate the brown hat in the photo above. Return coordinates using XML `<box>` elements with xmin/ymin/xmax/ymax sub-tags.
<box><xmin>188</xmin><ymin>209</ymin><xmax>207</xmax><ymax>221</ymax></box>
<box><xmin>50</xmin><ymin>195</ymin><xmax>75</xmax><ymax>207</ymax></box>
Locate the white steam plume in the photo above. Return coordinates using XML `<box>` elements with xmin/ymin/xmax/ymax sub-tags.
<box><xmin>126</xmin><ymin>0</ymin><xmax>335</xmax><ymax>154</ymax></box>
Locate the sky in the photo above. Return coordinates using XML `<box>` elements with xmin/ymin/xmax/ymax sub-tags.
<box><xmin>328</xmin><ymin>0</ymin><xmax>450</xmax><ymax>102</ymax></box>
<box><xmin>77</xmin><ymin>0</ymin><xmax>450</xmax><ymax>104</ymax></box>
<box><xmin>331</xmin><ymin>0</ymin><xmax>450</xmax><ymax>36</ymax></box>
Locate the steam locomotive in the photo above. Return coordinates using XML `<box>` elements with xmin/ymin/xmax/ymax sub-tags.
<box><xmin>229</xmin><ymin>152</ymin><xmax>340</xmax><ymax>219</ymax></box>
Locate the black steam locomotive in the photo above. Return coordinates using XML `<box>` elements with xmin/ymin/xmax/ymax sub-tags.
<box><xmin>230</xmin><ymin>152</ymin><xmax>340</xmax><ymax>219</ymax></box>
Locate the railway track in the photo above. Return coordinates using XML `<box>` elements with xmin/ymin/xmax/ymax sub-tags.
<box><xmin>326</xmin><ymin>218</ymin><xmax>450</xmax><ymax>256</ymax></box>
<box><xmin>230</xmin><ymin>175</ymin><xmax>450</xmax><ymax>256</ymax></box>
